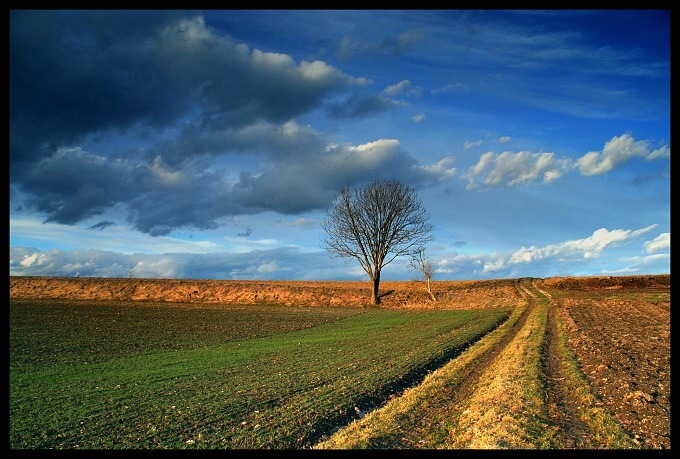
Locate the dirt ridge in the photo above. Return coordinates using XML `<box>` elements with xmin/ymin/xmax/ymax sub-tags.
<box><xmin>9</xmin><ymin>276</ymin><xmax>525</xmax><ymax>309</ymax></box>
<box><xmin>8</xmin><ymin>274</ymin><xmax>668</xmax><ymax>309</ymax></box>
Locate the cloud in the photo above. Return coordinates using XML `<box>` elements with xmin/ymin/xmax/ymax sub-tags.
<box><xmin>415</xmin><ymin>157</ymin><xmax>456</xmax><ymax>180</ymax></box>
<box><xmin>236</xmin><ymin>227</ymin><xmax>252</xmax><ymax>237</ymax></box>
<box><xmin>431</xmin><ymin>83</ymin><xmax>468</xmax><ymax>95</ymax></box>
<box><xmin>13</xmin><ymin>10</ymin><xmax>388</xmax><ymax>233</ymax></box>
<box><xmin>273</xmin><ymin>218</ymin><xmax>316</xmax><ymax>229</ymax></box>
<box><xmin>11</xmin><ymin>115</ymin><xmax>455</xmax><ymax>236</ymax></box>
<box><xmin>11</xmin><ymin>11</ymin><xmax>456</xmax><ymax>237</ymax></box>
<box><xmin>152</xmin><ymin>16</ymin><xmax>364</xmax><ymax>127</ymax></box>
<box><xmin>436</xmin><ymin>225</ymin><xmax>663</xmax><ymax>278</ymax></box>
<box><xmin>464</xmin><ymin>140</ymin><xmax>482</xmax><ymax>150</ymax></box>
<box><xmin>326</xmin><ymin>93</ymin><xmax>405</xmax><ymax>119</ymax></box>
<box><xmin>509</xmin><ymin>225</ymin><xmax>657</xmax><ymax>263</ymax></box>
<box><xmin>228</xmin><ymin>138</ymin><xmax>456</xmax><ymax>216</ymax></box>
<box><xmin>463</xmin><ymin>150</ymin><xmax>571</xmax><ymax>189</ymax></box>
<box><xmin>463</xmin><ymin>133</ymin><xmax>670</xmax><ymax>189</ymax></box>
<box><xmin>156</xmin><ymin>119</ymin><xmax>327</xmax><ymax>165</ymax></box>
<box><xmin>256</xmin><ymin>261</ymin><xmax>284</xmax><ymax>274</ymax></box>
<box><xmin>227</xmin><ymin>138</ymin><xmax>414</xmax><ymax>214</ymax></box>
<box><xmin>576</xmin><ymin>134</ymin><xmax>670</xmax><ymax>176</ymax></box>
<box><xmin>644</xmin><ymin>232</ymin><xmax>670</xmax><ymax>253</ymax></box>
<box><xmin>10</xmin><ymin>11</ymin><xmax>361</xmax><ymax>173</ymax></box>
<box><xmin>336</xmin><ymin>28</ymin><xmax>425</xmax><ymax>60</ymax></box>
<box><xmin>21</xmin><ymin>147</ymin><xmax>138</xmax><ymax>225</ymax></box>
<box><xmin>10</xmin><ymin>223</ymin><xmax>668</xmax><ymax>281</ymax></box>
<box><xmin>10</xmin><ymin>11</ymin><xmax>191</xmax><ymax>166</ymax></box>
<box><xmin>89</xmin><ymin>221</ymin><xmax>115</xmax><ymax>231</ymax></box>
<box><xmin>9</xmin><ymin>246</ymin><xmax>350</xmax><ymax>280</ymax></box>
<box><xmin>9</xmin><ymin>216</ymin><xmax>226</xmax><ymax>255</ymax></box>
<box><xmin>614</xmin><ymin>253</ymin><xmax>670</xmax><ymax>274</ymax></box>
<box><xmin>383</xmin><ymin>80</ymin><xmax>422</xmax><ymax>98</ymax></box>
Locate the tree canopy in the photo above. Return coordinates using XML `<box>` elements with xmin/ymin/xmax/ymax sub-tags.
<box><xmin>322</xmin><ymin>179</ymin><xmax>432</xmax><ymax>304</ymax></box>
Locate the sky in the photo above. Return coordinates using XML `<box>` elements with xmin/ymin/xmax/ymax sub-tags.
<box><xmin>9</xmin><ymin>10</ymin><xmax>670</xmax><ymax>281</ymax></box>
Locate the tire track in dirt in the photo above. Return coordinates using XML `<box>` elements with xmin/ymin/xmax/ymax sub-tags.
<box><xmin>436</xmin><ymin>277</ymin><xmax>537</xmax><ymax>407</ymax></box>
<box><xmin>536</xmin><ymin>280</ymin><xmax>594</xmax><ymax>448</ymax></box>
<box><xmin>315</xmin><ymin>278</ymin><xmax>538</xmax><ymax>449</ymax></box>
<box><xmin>435</xmin><ymin>278</ymin><xmax>537</xmax><ymax>400</ymax></box>
<box><xmin>392</xmin><ymin>279</ymin><xmax>539</xmax><ymax>448</ymax></box>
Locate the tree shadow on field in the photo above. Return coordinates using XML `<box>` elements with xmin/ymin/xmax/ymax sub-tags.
<box><xmin>378</xmin><ymin>290</ymin><xmax>395</xmax><ymax>300</ymax></box>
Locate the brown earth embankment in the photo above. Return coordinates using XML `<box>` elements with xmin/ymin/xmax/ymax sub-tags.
<box><xmin>9</xmin><ymin>276</ymin><xmax>525</xmax><ymax>309</ymax></box>
<box><xmin>9</xmin><ymin>274</ymin><xmax>669</xmax><ymax>309</ymax></box>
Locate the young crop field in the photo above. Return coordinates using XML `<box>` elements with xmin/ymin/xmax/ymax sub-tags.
<box><xmin>9</xmin><ymin>298</ymin><xmax>508</xmax><ymax>449</ymax></box>
<box><xmin>9</xmin><ymin>274</ymin><xmax>670</xmax><ymax>450</ymax></box>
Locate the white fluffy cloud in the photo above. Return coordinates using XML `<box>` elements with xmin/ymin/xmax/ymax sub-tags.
<box><xmin>576</xmin><ymin>134</ymin><xmax>670</xmax><ymax>176</ymax></box>
<box><xmin>463</xmin><ymin>133</ymin><xmax>669</xmax><ymax>189</ymax></box>
<box><xmin>436</xmin><ymin>225</ymin><xmax>664</xmax><ymax>278</ymax></box>
<box><xmin>9</xmin><ymin>246</ymin><xmax>348</xmax><ymax>280</ymax></box>
<box><xmin>644</xmin><ymin>232</ymin><xmax>670</xmax><ymax>253</ymax></box>
<box><xmin>464</xmin><ymin>150</ymin><xmax>571</xmax><ymax>189</ymax></box>
<box><xmin>510</xmin><ymin>225</ymin><xmax>657</xmax><ymax>263</ymax></box>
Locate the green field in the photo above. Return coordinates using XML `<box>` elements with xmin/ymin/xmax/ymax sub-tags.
<box><xmin>10</xmin><ymin>299</ymin><xmax>509</xmax><ymax>449</ymax></box>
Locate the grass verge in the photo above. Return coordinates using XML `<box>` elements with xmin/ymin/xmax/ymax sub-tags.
<box><xmin>315</xmin><ymin>301</ymin><xmax>528</xmax><ymax>449</ymax></box>
<box><xmin>440</xmin><ymin>288</ymin><xmax>555</xmax><ymax>449</ymax></box>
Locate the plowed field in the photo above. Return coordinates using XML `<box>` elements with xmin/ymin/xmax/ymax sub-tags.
<box><xmin>538</xmin><ymin>276</ymin><xmax>670</xmax><ymax>448</ymax></box>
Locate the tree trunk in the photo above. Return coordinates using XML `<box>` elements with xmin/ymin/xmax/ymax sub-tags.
<box><xmin>427</xmin><ymin>276</ymin><xmax>436</xmax><ymax>301</ymax></box>
<box><xmin>371</xmin><ymin>270</ymin><xmax>381</xmax><ymax>305</ymax></box>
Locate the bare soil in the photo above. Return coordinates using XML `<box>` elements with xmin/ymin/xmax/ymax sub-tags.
<box><xmin>9</xmin><ymin>274</ymin><xmax>670</xmax><ymax>449</ymax></box>
<box><xmin>538</xmin><ymin>275</ymin><xmax>671</xmax><ymax>449</ymax></box>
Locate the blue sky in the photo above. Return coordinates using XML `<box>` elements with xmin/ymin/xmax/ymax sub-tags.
<box><xmin>9</xmin><ymin>10</ymin><xmax>670</xmax><ymax>281</ymax></box>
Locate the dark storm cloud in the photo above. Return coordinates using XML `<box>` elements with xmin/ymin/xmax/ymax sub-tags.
<box><xmin>10</xmin><ymin>11</ymin><xmax>359</xmax><ymax>168</ymax></box>
<box><xmin>123</xmin><ymin>159</ymin><xmax>233</xmax><ymax>236</ymax></box>
<box><xmin>10</xmin><ymin>11</ymin><xmax>455</xmax><ymax>237</ymax></box>
<box><xmin>16</xmin><ymin>145</ymin><xmax>231</xmax><ymax>235</ymax></box>
<box><xmin>10</xmin><ymin>11</ymin><xmax>191</xmax><ymax>166</ymax></box>
<box><xmin>12</xmin><ymin>115</ymin><xmax>456</xmax><ymax>237</ymax></box>
<box><xmin>21</xmin><ymin>147</ymin><xmax>137</xmax><ymax>224</ymax></box>
<box><xmin>154</xmin><ymin>119</ymin><xmax>329</xmax><ymax>166</ymax></box>
<box><xmin>9</xmin><ymin>11</ymin><xmax>364</xmax><ymax>229</ymax></box>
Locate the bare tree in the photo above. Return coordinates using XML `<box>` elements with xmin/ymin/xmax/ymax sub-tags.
<box><xmin>322</xmin><ymin>179</ymin><xmax>432</xmax><ymax>305</ymax></box>
<box><xmin>408</xmin><ymin>246</ymin><xmax>437</xmax><ymax>301</ymax></box>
